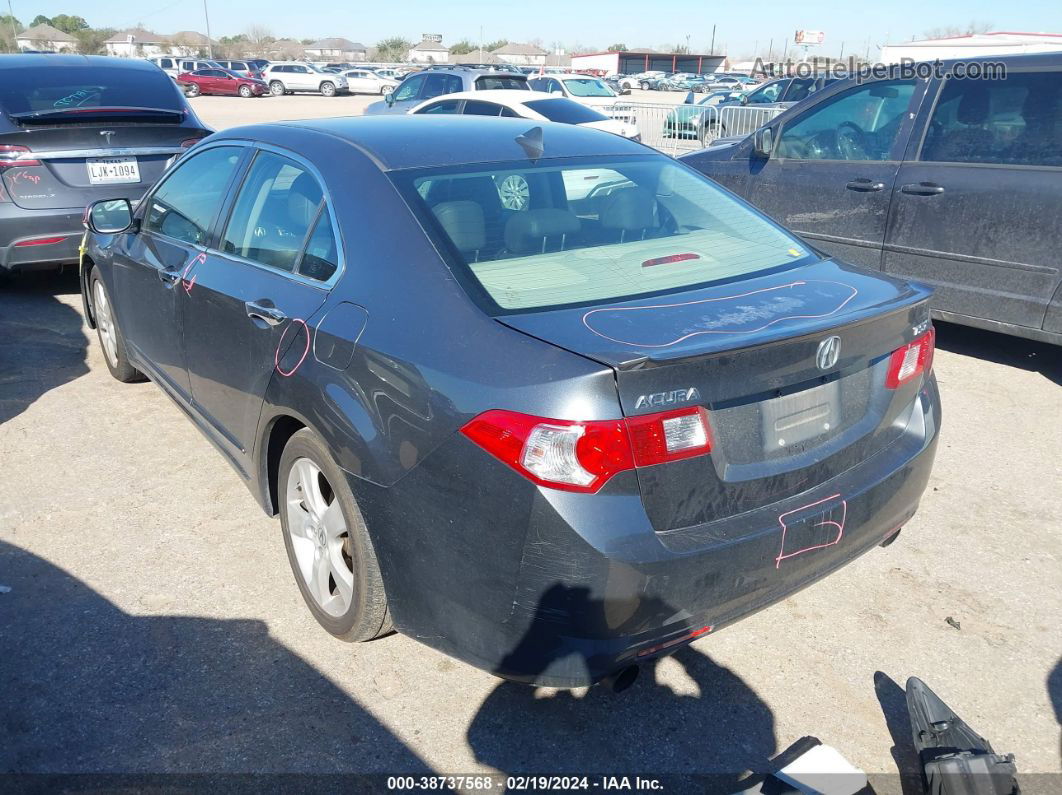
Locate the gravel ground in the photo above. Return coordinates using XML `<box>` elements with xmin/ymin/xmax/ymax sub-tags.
<box><xmin>0</xmin><ymin>89</ymin><xmax>1059</xmax><ymax>784</ymax></box>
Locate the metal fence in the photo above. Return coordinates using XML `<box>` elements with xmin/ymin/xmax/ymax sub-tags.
<box><xmin>612</xmin><ymin>101</ymin><xmax>784</xmax><ymax>156</ymax></box>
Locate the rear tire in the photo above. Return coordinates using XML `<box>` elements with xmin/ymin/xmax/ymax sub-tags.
<box><xmin>185</xmin><ymin>83</ymin><xmax>200</xmax><ymax>97</ymax></box>
<box><xmin>238</xmin><ymin>84</ymin><xmax>253</xmax><ymax>98</ymax></box>
<box><xmin>279</xmin><ymin>429</ymin><xmax>392</xmax><ymax>641</ymax></box>
<box><xmin>269</xmin><ymin>80</ymin><xmax>285</xmax><ymax>96</ymax></box>
<box><xmin>320</xmin><ymin>81</ymin><xmax>336</xmax><ymax>97</ymax></box>
<box><xmin>89</xmin><ymin>269</ymin><xmax>142</xmax><ymax>383</ymax></box>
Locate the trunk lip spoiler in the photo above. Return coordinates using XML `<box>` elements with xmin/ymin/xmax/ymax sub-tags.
<box><xmin>2</xmin><ymin>146</ymin><xmax>187</xmax><ymax>161</ymax></box>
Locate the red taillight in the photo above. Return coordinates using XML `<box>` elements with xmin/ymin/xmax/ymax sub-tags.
<box><xmin>636</xmin><ymin>625</ymin><xmax>713</xmax><ymax>658</ymax></box>
<box><xmin>0</xmin><ymin>144</ymin><xmax>41</xmax><ymax>168</ymax></box>
<box><xmin>885</xmin><ymin>327</ymin><xmax>935</xmax><ymax>389</ymax></box>
<box><xmin>14</xmin><ymin>236</ymin><xmax>68</xmax><ymax>247</ymax></box>
<box><xmin>460</xmin><ymin>406</ymin><xmax>711</xmax><ymax>493</ymax></box>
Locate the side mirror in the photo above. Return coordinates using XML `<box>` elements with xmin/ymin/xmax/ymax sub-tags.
<box><xmin>752</xmin><ymin>127</ymin><xmax>775</xmax><ymax>159</ymax></box>
<box><xmin>85</xmin><ymin>198</ymin><xmax>134</xmax><ymax>234</ymax></box>
<box><xmin>385</xmin><ymin>91</ymin><xmax>396</xmax><ymax>106</ymax></box>
<box><xmin>740</xmin><ymin>94</ymin><xmax>750</xmax><ymax>105</ymax></box>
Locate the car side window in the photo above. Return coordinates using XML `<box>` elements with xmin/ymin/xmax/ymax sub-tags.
<box><xmin>529</xmin><ymin>78</ymin><xmax>545</xmax><ymax>91</ymax></box>
<box><xmin>142</xmin><ymin>146</ymin><xmax>242</xmax><ymax>246</ymax></box>
<box><xmin>221</xmin><ymin>151</ymin><xmax>324</xmax><ymax>273</ymax></box>
<box><xmin>749</xmin><ymin>82</ymin><xmax>782</xmax><ymax>103</ymax></box>
<box><xmin>498</xmin><ymin>106</ymin><xmax>520</xmax><ymax>118</ymax></box>
<box><xmin>298</xmin><ymin>210</ymin><xmax>339</xmax><ymax>282</ymax></box>
<box><xmin>394</xmin><ymin>74</ymin><xmax>424</xmax><ymax>102</ymax></box>
<box><xmin>418</xmin><ymin>99</ymin><xmax>461</xmax><ymax>114</ymax></box>
<box><xmin>775</xmin><ymin>79</ymin><xmax>916</xmax><ymax>161</ymax></box>
<box><xmin>463</xmin><ymin>100</ymin><xmax>503</xmax><ymax>116</ymax></box>
<box><xmin>920</xmin><ymin>72</ymin><xmax>1062</xmax><ymax>167</ymax></box>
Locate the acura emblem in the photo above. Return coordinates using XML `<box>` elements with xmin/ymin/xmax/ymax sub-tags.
<box><xmin>816</xmin><ymin>336</ymin><xmax>841</xmax><ymax>370</ymax></box>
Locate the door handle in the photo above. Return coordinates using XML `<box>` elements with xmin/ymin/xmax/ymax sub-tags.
<box><xmin>158</xmin><ymin>267</ymin><xmax>181</xmax><ymax>284</ymax></box>
<box><xmin>900</xmin><ymin>182</ymin><xmax>945</xmax><ymax>196</ymax></box>
<box><xmin>845</xmin><ymin>179</ymin><xmax>885</xmax><ymax>192</ymax></box>
<box><xmin>245</xmin><ymin>301</ymin><xmax>287</xmax><ymax>327</ymax></box>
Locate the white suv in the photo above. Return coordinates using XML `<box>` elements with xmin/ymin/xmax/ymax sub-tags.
<box><xmin>262</xmin><ymin>62</ymin><xmax>349</xmax><ymax>97</ymax></box>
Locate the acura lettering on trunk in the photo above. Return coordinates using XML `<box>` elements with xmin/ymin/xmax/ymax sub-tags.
<box><xmin>80</xmin><ymin>116</ymin><xmax>941</xmax><ymax>688</ymax></box>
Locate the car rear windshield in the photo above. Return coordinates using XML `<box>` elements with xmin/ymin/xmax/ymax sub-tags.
<box><xmin>524</xmin><ymin>99</ymin><xmax>608</xmax><ymax>124</ymax></box>
<box><xmin>562</xmin><ymin>78</ymin><xmax>614</xmax><ymax>98</ymax></box>
<box><xmin>0</xmin><ymin>66</ymin><xmax>183</xmax><ymax>116</ymax></box>
<box><xmin>397</xmin><ymin>156</ymin><xmax>813</xmax><ymax>313</ymax></box>
<box><xmin>475</xmin><ymin>76</ymin><xmax>529</xmax><ymax>90</ymax></box>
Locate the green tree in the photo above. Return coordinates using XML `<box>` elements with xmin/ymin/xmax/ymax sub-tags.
<box><xmin>31</xmin><ymin>14</ymin><xmax>51</xmax><ymax>26</ymax></box>
<box><xmin>449</xmin><ymin>38</ymin><xmax>475</xmax><ymax>55</ymax></box>
<box><xmin>606</xmin><ymin>42</ymin><xmax>627</xmax><ymax>51</ymax></box>
<box><xmin>376</xmin><ymin>36</ymin><xmax>412</xmax><ymax>62</ymax></box>
<box><xmin>74</xmin><ymin>27</ymin><xmax>114</xmax><ymax>55</ymax></box>
<box><xmin>484</xmin><ymin>38</ymin><xmax>508</xmax><ymax>52</ymax></box>
<box><xmin>0</xmin><ymin>13</ymin><xmax>22</xmax><ymax>52</ymax></box>
<box><xmin>49</xmin><ymin>14</ymin><xmax>89</xmax><ymax>34</ymax></box>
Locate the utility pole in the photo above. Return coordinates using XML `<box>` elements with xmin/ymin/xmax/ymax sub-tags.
<box><xmin>202</xmin><ymin>0</ymin><xmax>213</xmax><ymax>58</ymax></box>
<box><xmin>6</xmin><ymin>0</ymin><xmax>17</xmax><ymax>52</ymax></box>
<box><xmin>709</xmin><ymin>24</ymin><xmax>716</xmax><ymax>54</ymax></box>
<box><xmin>839</xmin><ymin>40</ymin><xmax>844</xmax><ymax>60</ymax></box>
<box><xmin>767</xmin><ymin>38</ymin><xmax>773</xmax><ymax>60</ymax></box>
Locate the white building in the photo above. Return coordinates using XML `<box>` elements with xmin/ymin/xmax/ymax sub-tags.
<box><xmin>491</xmin><ymin>42</ymin><xmax>548</xmax><ymax>66</ymax></box>
<box><xmin>882</xmin><ymin>31</ymin><xmax>1062</xmax><ymax>63</ymax></box>
<box><xmin>408</xmin><ymin>38</ymin><xmax>449</xmax><ymax>63</ymax></box>
<box><xmin>16</xmin><ymin>23</ymin><xmax>76</xmax><ymax>52</ymax></box>
<box><xmin>104</xmin><ymin>29</ymin><xmax>170</xmax><ymax>58</ymax></box>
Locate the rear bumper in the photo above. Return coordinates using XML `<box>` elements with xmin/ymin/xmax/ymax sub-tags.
<box><xmin>351</xmin><ymin>377</ymin><xmax>940</xmax><ymax>688</ymax></box>
<box><xmin>0</xmin><ymin>204</ymin><xmax>82</xmax><ymax>271</ymax></box>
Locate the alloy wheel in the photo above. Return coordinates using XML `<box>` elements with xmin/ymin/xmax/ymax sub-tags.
<box><xmin>285</xmin><ymin>457</ymin><xmax>355</xmax><ymax>617</ymax></box>
<box><xmin>93</xmin><ymin>280</ymin><xmax>118</xmax><ymax>367</ymax></box>
<box><xmin>270</xmin><ymin>81</ymin><xmax>284</xmax><ymax>96</ymax></box>
<box><xmin>496</xmin><ymin>174</ymin><xmax>530</xmax><ymax>211</ymax></box>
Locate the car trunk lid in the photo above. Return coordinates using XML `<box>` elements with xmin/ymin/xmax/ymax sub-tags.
<box><xmin>497</xmin><ymin>259</ymin><xmax>934</xmax><ymax>531</ymax></box>
<box><xmin>0</xmin><ymin>121</ymin><xmax>205</xmax><ymax>210</ymax></box>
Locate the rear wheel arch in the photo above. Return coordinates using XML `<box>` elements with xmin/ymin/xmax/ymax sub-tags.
<box><xmin>260</xmin><ymin>413</ymin><xmax>307</xmax><ymax>516</ymax></box>
<box><xmin>81</xmin><ymin>255</ymin><xmax>98</xmax><ymax>329</ymax></box>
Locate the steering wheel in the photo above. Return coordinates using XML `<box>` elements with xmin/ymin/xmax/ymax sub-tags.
<box><xmin>836</xmin><ymin>121</ymin><xmax>870</xmax><ymax>160</ymax></box>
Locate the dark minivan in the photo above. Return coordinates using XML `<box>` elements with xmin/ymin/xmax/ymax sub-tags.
<box><xmin>0</xmin><ymin>55</ymin><xmax>210</xmax><ymax>275</ymax></box>
<box><xmin>682</xmin><ymin>53</ymin><xmax>1062</xmax><ymax>344</ymax></box>
<box><xmin>81</xmin><ymin>117</ymin><xmax>940</xmax><ymax>687</ymax></box>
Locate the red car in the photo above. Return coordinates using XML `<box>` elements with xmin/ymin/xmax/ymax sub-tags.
<box><xmin>178</xmin><ymin>68</ymin><xmax>269</xmax><ymax>98</ymax></box>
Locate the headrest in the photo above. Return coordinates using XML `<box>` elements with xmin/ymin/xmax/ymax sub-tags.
<box><xmin>956</xmin><ymin>86</ymin><xmax>990</xmax><ymax>125</ymax></box>
<box><xmin>600</xmin><ymin>188</ymin><xmax>658</xmax><ymax>232</ymax></box>
<box><xmin>288</xmin><ymin>172</ymin><xmax>322</xmax><ymax>228</ymax></box>
<box><xmin>504</xmin><ymin>209</ymin><xmax>581</xmax><ymax>254</ymax></box>
<box><xmin>432</xmin><ymin>200</ymin><xmax>485</xmax><ymax>254</ymax></box>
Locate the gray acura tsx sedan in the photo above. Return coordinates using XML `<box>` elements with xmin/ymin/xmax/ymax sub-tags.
<box><xmin>81</xmin><ymin>116</ymin><xmax>941</xmax><ymax>688</ymax></box>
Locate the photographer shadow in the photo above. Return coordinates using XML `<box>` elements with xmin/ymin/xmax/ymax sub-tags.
<box><xmin>467</xmin><ymin>583</ymin><xmax>777</xmax><ymax>789</ymax></box>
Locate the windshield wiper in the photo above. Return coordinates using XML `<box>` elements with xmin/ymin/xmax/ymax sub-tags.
<box><xmin>9</xmin><ymin>106</ymin><xmax>185</xmax><ymax>121</ymax></box>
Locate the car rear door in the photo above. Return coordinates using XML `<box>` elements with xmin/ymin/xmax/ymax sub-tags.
<box><xmin>180</xmin><ymin>146</ymin><xmax>339</xmax><ymax>467</ymax></box>
<box><xmin>110</xmin><ymin>144</ymin><xmax>246</xmax><ymax>400</ymax></box>
<box><xmin>883</xmin><ymin>67</ymin><xmax>1062</xmax><ymax>331</ymax></box>
<box><xmin>743</xmin><ymin>77</ymin><xmax>926</xmax><ymax>270</ymax></box>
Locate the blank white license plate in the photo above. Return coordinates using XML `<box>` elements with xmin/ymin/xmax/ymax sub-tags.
<box><xmin>87</xmin><ymin>157</ymin><xmax>140</xmax><ymax>185</ymax></box>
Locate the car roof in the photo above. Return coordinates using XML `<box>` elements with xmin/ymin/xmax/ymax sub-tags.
<box><xmin>215</xmin><ymin>115</ymin><xmax>649</xmax><ymax>171</ymax></box>
<box><xmin>0</xmin><ymin>54</ymin><xmax>162</xmax><ymax>73</ymax></box>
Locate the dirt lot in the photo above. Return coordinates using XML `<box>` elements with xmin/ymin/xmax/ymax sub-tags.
<box><xmin>0</xmin><ymin>90</ymin><xmax>1059</xmax><ymax>784</ymax></box>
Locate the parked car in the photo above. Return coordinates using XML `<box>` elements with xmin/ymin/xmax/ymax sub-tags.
<box><xmin>663</xmin><ymin>90</ymin><xmax>744</xmax><ymax>141</ymax></box>
<box><xmin>339</xmin><ymin>68</ymin><xmax>399</xmax><ymax>95</ymax></box>
<box><xmin>177</xmin><ymin>68</ymin><xmax>269</xmax><ymax>98</ymax></box>
<box><xmin>214</xmin><ymin>59</ymin><xmax>266</xmax><ymax>80</ymax></box>
<box><xmin>665</xmin><ymin>73</ymin><xmax>707</xmax><ymax>91</ymax></box>
<box><xmin>262</xmin><ymin>62</ymin><xmax>350</xmax><ymax>96</ymax></box>
<box><xmin>527</xmin><ymin>75</ymin><xmax>635</xmax><ymax>124</ymax></box>
<box><xmin>613</xmin><ymin>71</ymin><xmax>664</xmax><ymax>91</ymax></box>
<box><xmin>373</xmin><ymin>68</ymin><xmax>403</xmax><ymax>81</ymax></box>
<box><xmin>408</xmin><ymin>90</ymin><xmax>640</xmax><ymax>139</ymax></box>
<box><xmin>80</xmin><ymin>115</ymin><xmax>940</xmax><ymax>686</ymax></box>
<box><xmin>0</xmin><ymin>54</ymin><xmax>210</xmax><ymax>276</ymax></box>
<box><xmin>720</xmin><ymin>76</ymin><xmax>836</xmax><ymax>110</ymax></box>
<box><xmin>602</xmin><ymin>74</ymin><xmax>631</xmax><ymax>95</ymax></box>
<box><xmin>177</xmin><ymin>58</ymin><xmax>226</xmax><ymax>75</ymax></box>
<box><xmin>701</xmin><ymin>74</ymin><xmax>759</xmax><ymax>92</ymax></box>
<box><xmin>365</xmin><ymin>67</ymin><xmax>529</xmax><ymax>115</ymax></box>
<box><xmin>681</xmin><ymin>53</ymin><xmax>1062</xmax><ymax>344</ymax></box>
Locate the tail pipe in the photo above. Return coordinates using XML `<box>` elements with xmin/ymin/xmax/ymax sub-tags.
<box><xmin>601</xmin><ymin>664</ymin><xmax>640</xmax><ymax>694</ymax></box>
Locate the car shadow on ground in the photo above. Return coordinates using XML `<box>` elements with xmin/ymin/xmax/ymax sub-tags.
<box><xmin>466</xmin><ymin>584</ymin><xmax>777</xmax><ymax>790</ymax></box>
<box><xmin>933</xmin><ymin>321</ymin><xmax>1061</xmax><ymax>386</ymax></box>
<box><xmin>0</xmin><ymin>539</ymin><xmax>430</xmax><ymax>774</ymax></box>
<box><xmin>0</xmin><ymin>269</ymin><xmax>89</xmax><ymax>425</ymax></box>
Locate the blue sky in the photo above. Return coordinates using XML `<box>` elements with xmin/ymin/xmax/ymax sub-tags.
<box><xmin>17</xmin><ymin>0</ymin><xmax>1062</xmax><ymax>58</ymax></box>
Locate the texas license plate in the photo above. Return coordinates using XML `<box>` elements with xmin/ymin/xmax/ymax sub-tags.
<box><xmin>87</xmin><ymin>157</ymin><xmax>140</xmax><ymax>185</ymax></box>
